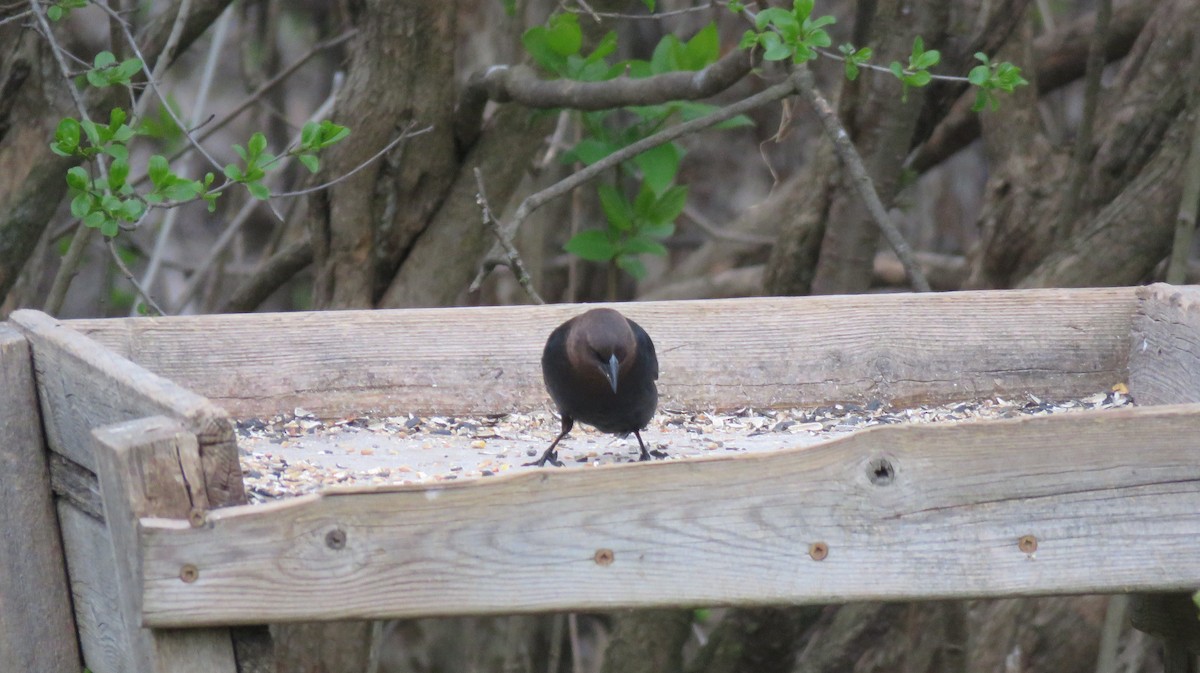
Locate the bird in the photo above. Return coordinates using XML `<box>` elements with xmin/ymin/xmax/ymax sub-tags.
<box><xmin>527</xmin><ymin>307</ymin><xmax>661</xmax><ymax>467</ymax></box>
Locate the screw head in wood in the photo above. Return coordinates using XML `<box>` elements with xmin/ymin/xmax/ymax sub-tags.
<box><xmin>188</xmin><ymin>508</ymin><xmax>206</xmax><ymax>527</ymax></box>
<box><xmin>325</xmin><ymin>528</ymin><xmax>347</xmax><ymax>550</ymax></box>
<box><xmin>809</xmin><ymin>542</ymin><xmax>829</xmax><ymax>561</ymax></box>
<box><xmin>594</xmin><ymin>548</ymin><xmax>615</xmax><ymax>566</ymax></box>
<box><xmin>1018</xmin><ymin>535</ymin><xmax>1038</xmax><ymax>554</ymax></box>
<box><xmin>180</xmin><ymin>564</ymin><xmax>199</xmax><ymax>583</ymax></box>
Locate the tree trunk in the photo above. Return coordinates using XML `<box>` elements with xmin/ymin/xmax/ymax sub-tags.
<box><xmin>307</xmin><ymin>0</ymin><xmax>459</xmax><ymax>309</ymax></box>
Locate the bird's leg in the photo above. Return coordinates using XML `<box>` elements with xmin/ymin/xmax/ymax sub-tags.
<box><xmin>634</xmin><ymin>430</ymin><xmax>667</xmax><ymax>461</ymax></box>
<box><xmin>525</xmin><ymin>416</ymin><xmax>572</xmax><ymax>467</ymax></box>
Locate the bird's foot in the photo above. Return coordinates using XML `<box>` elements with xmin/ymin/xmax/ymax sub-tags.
<box><xmin>638</xmin><ymin>447</ymin><xmax>669</xmax><ymax>461</ymax></box>
<box><xmin>523</xmin><ymin>450</ymin><xmax>564</xmax><ymax>468</ymax></box>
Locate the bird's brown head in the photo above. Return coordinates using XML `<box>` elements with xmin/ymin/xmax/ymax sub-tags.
<box><xmin>566</xmin><ymin>308</ymin><xmax>637</xmax><ymax>394</ymax></box>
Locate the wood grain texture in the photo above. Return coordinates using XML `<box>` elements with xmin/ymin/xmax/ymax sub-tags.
<box><xmin>58</xmin><ymin>502</ymin><xmax>128</xmax><ymax>673</ymax></box>
<box><xmin>92</xmin><ymin>416</ymin><xmax>237</xmax><ymax>673</ymax></box>
<box><xmin>10</xmin><ymin>309</ymin><xmax>245</xmax><ymax>506</ymax></box>
<box><xmin>0</xmin><ymin>325</ymin><xmax>82</xmax><ymax>672</ymax></box>
<box><xmin>1129</xmin><ymin>283</ymin><xmax>1200</xmax><ymax>405</ymax></box>
<box><xmin>66</xmin><ymin>288</ymin><xmax>1137</xmax><ymax>418</ymax></box>
<box><xmin>137</xmin><ymin>403</ymin><xmax>1200</xmax><ymax>627</ymax></box>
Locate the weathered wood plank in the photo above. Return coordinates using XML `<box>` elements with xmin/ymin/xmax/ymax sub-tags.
<box><xmin>1129</xmin><ymin>283</ymin><xmax>1200</xmax><ymax>405</ymax></box>
<box><xmin>10</xmin><ymin>309</ymin><xmax>245</xmax><ymax>506</ymax></box>
<box><xmin>67</xmin><ymin>288</ymin><xmax>1137</xmax><ymax>418</ymax></box>
<box><xmin>137</xmin><ymin>403</ymin><xmax>1200</xmax><ymax>627</ymax></box>
<box><xmin>93</xmin><ymin>416</ymin><xmax>237</xmax><ymax>673</ymax></box>
<box><xmin>0</xmin><ymin>325</ymin><xmax>81</xmax><ymax>672</ymax></box>
<box><xmin>57</xmin><ymin>502</ymin><xmax>127</xmax><ymax>673</ymax></box>
<box><xmin>49</xmin><ymin>452</ymin><xmax>105</xmax><ymax>521</ymax></box>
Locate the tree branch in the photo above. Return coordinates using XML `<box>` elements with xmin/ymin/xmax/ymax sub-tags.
<box><xmin>220</xmin><ymin>238</ymin><xmax>314</xmax><ymax>313</ymax></box>
<box><xmin>470</xmin><ymin>168</ymin><xmax>544</xmax><ymax>304</ymax></box>
<box><xmin>794</xmin><ymin>66</ymin><xmax>931</xmax><ymax>292</ymax></box>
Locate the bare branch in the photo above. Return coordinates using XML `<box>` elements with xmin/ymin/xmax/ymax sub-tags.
<box><xmin>470</xmin><ymin>168</ymin><xmax>545</xmax><ymax>304</ymax></box>
<box><xmin>793</xmin><ymin>66</ymin><xmax>931</xmax><ymax>292</ymax></box>
<box><xmin>108</xmin><ymin>239</ymin><xmax>166</xmax><ymax>315</ymax></box>
<box><xmin>221</xmin><ymin>238</ymin><xmax>314</xmax><ymax>313</ymax></box>
<box><xmin>273</xmin><ymin>123</ymin><xmax>432</xmax><ymax>198</ymax></box>
<box><xmin>477</xmin><ymin>47</ymin><xmax>754</xmax><ymax>111</ymax></box>
<box><xmin>1165</xmin><ymin>30</ymin><xmax>1200</xmax><ymax>284</ymax></box>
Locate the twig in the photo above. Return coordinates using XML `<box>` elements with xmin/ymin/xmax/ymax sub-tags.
<box><xmin>470</xmin><ymin>168</ymin><xmax>545</xmax><ymax>304</ymax></box>
<box><xmin>1053</xmin><ymin>0</ymin><xmax>1110</xmax><ymax>241</ymax></box>
<box><xmin>682</xmin><ymin>204</ymin><xmax>775</xmax><ymax>245</ymax></box>
<box><xmin>793</xmin><ymin>66</ymin><xmax>931</xmax><ymax>292</ymax></box>
<box><xmin>0</xmin><ymin>8</ymin><xmax>30</xmax><ymax>27</ymax></box>
<box><xmin>562</xmin><ymin>0</ymin><xmax>725</xmax><ymax>20</ymax></box>
<box><xmin>272</xmin><ymin>123</ymin><xmax>431</xmax><ymax>198</ymax></box>
<box><xmin>43</xmin><ymin>225</ymin><xmax>95</xmax><ymax>315</ymax></box>
<box><xmin>568</xmin><ymin>613</ymin><xmax>583</xmax><ymax>673</ymax></box>
<box><xmin>136</xmin><ymin>4</ymin><xmax>234</xmax><ymax>314</ymax></box>
<box><xmin>108</xmin><ymin>239</ymin><xmax>166</xmax><ymax>315</ymax></box>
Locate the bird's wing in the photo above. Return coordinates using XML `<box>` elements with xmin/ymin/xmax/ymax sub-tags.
<box><xmin>627</xmin><ymin>318</ymin><xmax>659</xmax><ymax>380</ymax></box>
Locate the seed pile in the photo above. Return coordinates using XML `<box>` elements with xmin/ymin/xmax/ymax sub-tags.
<box><xmin>236</xmin><ymin>389</ymin><xmax>1132</xmax><ymax>503</ymax></box>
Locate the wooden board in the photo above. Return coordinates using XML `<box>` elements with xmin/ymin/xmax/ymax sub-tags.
<box><xmin>66</xmin><ymin>288</ymin><xmax>1137</xmax><ymax>418</ymax></box>
<box><xmin>57</xmin><ymin>503</ymin><xmax>129</xmax><ymax>673</ymax></box>
<box><xmin>136</xmin><ymin>403</ymin><xmax>1200</xmax><ymax>627</ymax></box>
<box><xmin>0</xmin><ymin>324</ymin><xmax>81</xmax><ymax>672</ymax></box>
<box><xmin>9</xmin><ymin>310</ymin><xmax>245</xmax><ymax>506</ymax></box>
<box><xmin>1129</xmin><ymin>283</ymin><xmax>1200</xmax><ymax>405</ymax></box>
<box><xmin>92</xmin><ymin>416</ymin><xmax>237</xmax><ymax>673</ymax></box>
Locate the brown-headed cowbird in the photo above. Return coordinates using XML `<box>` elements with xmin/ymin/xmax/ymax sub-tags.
<box><xmin>528</xmin><ymin>307</ymin><xmax>660</xmax><ymax>467</ymax></box>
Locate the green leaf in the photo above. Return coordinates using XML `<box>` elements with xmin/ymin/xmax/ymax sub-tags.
<box><xmin>968</xmin><ymin>64</ymin><xmax>989</xmax><ymax>86</ymax></box>
<box><xmin>66</xmin><ymin>166</ymin><xmax>89</xmax><ymax>190</ymax></box>
<box><xmin>298</xmin><ymin>153</ymin><xmax>320</xmax><ymax>173</ymax></box>
<box><xmin>100</xmin><ymin>194</ymin><xmax>122</xmax><ymax>213</ymax></box>
<box><xmin>119</xmin><ymin>198</ymin><xmax>145</xmax><ymax>221</ymax></box>
<box><xmin>683</xmin><ymin>23</ymin><xmax>719</xmax><ymax>69</ymax></box>
<box><xmin>301</xmin><ymin>122</ymin><xmax>318</xmax><ymax>148</ymax></box>
<box><xmin>248</xmin><ymin>132</ymin><xmax>268</xmax><ymax>157</ymax></box>
<box><xmin>914</xmin><ymin>49</ymin><xmax>940</xmax><ymax>70</ymax></box>
<box><xmin>564</xmin><ymin>229</ymin><xmax>617</xmax><ymax>262</ymax></box>
<box><xmin>108</xmin><ymin>157</ymin><xmax>129</xmax><ymax>191</ymax></box>
<box><xmin>83</xmin><ymin>211</ymin><xmax>107</xmax><ymax>230</ymax></box>
<box><xmin>598</xmin><ymin>184</ymin><xmax>634</xmax><ymax>231</ymax></box>
<box><xmin>756</xmin><ymin>8</ymin><xmax>797</xmax><ymax>33</ymax></box>
<box><xmin>100</xmin><ymin>218</ymin><xmax>119</xmax><ymax>238</ymax></box>
<box><xmin>794</xmin><ymin>0</ymin><xmax>815</xmax><ymax>20</ymax></box>
<box><xmin>545</xmin><ymin>13</ymin><xmax>582</xmax><ymax>57</ymax></box>
<box><xmin>640</xmin><ymin>221</ymin><xmax>676</xmax><ymax>239</ymax></box>
<box><xmin>148</xmin><ymin>155</ymin><xmax>169</xmax><ymax>187</ymax></box>
<box><xmin>642</xmin><ymin>0</ymin><xmax>655</xmax><ymax>11</ymax></box>
<box><xmin>55</xmin><ymin>117</ymin><xmax>81</xmax><ymax>150</ymax></box>
<box><xmin>319</xmin><ymin>121</ymin><xmax>350</xmax><ymax>146</ymax></box>
<box><xmin>564</xmin><ymin>137</ymin><xmax>618</xmax><ymax>166</ymax></box>
<box><xmin>80</xmin><ymin>120</ymin><xmax>101</xmax><ymax>146</ymax></box>
<box><xmin>114</xmin><ymin>58</ymin><xmax>142</xmax><ymax>82</ymax></box>
<box><xmin>622</xmin><ymin>235</ymin><xmax>668</xmax><ymax>256</ymax></box>
<box><xmin>93</xmin><ymin>51</ymin><xmax>116</xmax><ymax>69</ymax></box>
<box><xmin>103</xmin><ymin>144</ymin><xmax>129</xmax><ymax>162</ymax></box>
<box><xmin>649</xmin><ymin>34</ymin><xmax>682</xmax><ymax>74</ymax></box>
<box><xmin>647</xmin><ymin>184</ymin><xmax>688</xmax><ymax>223</ymax></box>
<box><xmin>47</xmin><ymin>6</ymin><xmax>63</xmax><ymax>20</ymax></box>
<box><xmin>233</xmin><ymin>144</ymin><xmax>248</xmax><ymax>163</ymax></box>
<box><xmin>522</xmin><ymin>26</ymin><xmax>567</xmax><ymax>74</ymax></box>
<box><xmin>615</xmin><ymin>254</ymin><xmax>647</xmax><ymax>279</ymax></box>
<box><xmin>632</xmin><ymin>143</ymin><xmax>681</xmax><ymax>196</ymax></box>
<box><xmin>70</xmin><ymin>193</ymin><xmax>92</xmax><ymax>218</ymax></box>
<box><xmin>86</xmin><ymin>70</ymin><xmax>108</xmax><ymax>88</ymax></box>
<box><xmin>224</xmin><ymin>164</ymin><xmax>243</xmax><ymax>181</ymax></box>
<box><xmin>246</xmin><ymin>181</ymin><xmax>271</xmax><ymax>200</ymax></box>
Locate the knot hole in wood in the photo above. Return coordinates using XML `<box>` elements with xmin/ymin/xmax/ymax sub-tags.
<box><xmin>325</xmin><ymin>528</ymin><xmax>348</xmax><ymax>550</ymax></box>
<box><xmin>867</xmin><ymin>456</ymin><xmax>895</xmax><ymax>485</ymax></box>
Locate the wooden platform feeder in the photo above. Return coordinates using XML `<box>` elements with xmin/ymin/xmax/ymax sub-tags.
<box><xmin>3</xmin><ymin>285</ymin><xmax>1200</xmax><ymax>672</ymax></box>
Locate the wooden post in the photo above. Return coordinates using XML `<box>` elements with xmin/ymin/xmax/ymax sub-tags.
<box><xmin>92</xmin><ymin>416</ymin><xmax>238</xmax><ymax>673</ymax></box>
<box><xmin>1128</xmin><ymin>283</ymin><xmax>1200</xmax><ymax>673</ymax></box>
<box><xmin>0</xmin><ymin>325</ymin><xmax>81</xmax><ymax>672</ymax></box>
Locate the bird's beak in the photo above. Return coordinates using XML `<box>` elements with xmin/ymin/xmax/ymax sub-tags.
<box><xmin>604</xmin><ymin>353</ymin><xmax>619</xmax><ymax>393</ymax></box>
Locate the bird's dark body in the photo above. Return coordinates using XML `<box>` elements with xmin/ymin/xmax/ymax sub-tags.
<box><xmin>530</xmin><ymin>308</ymin><xmax>660</xmax><ymax>466</ymax></box>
